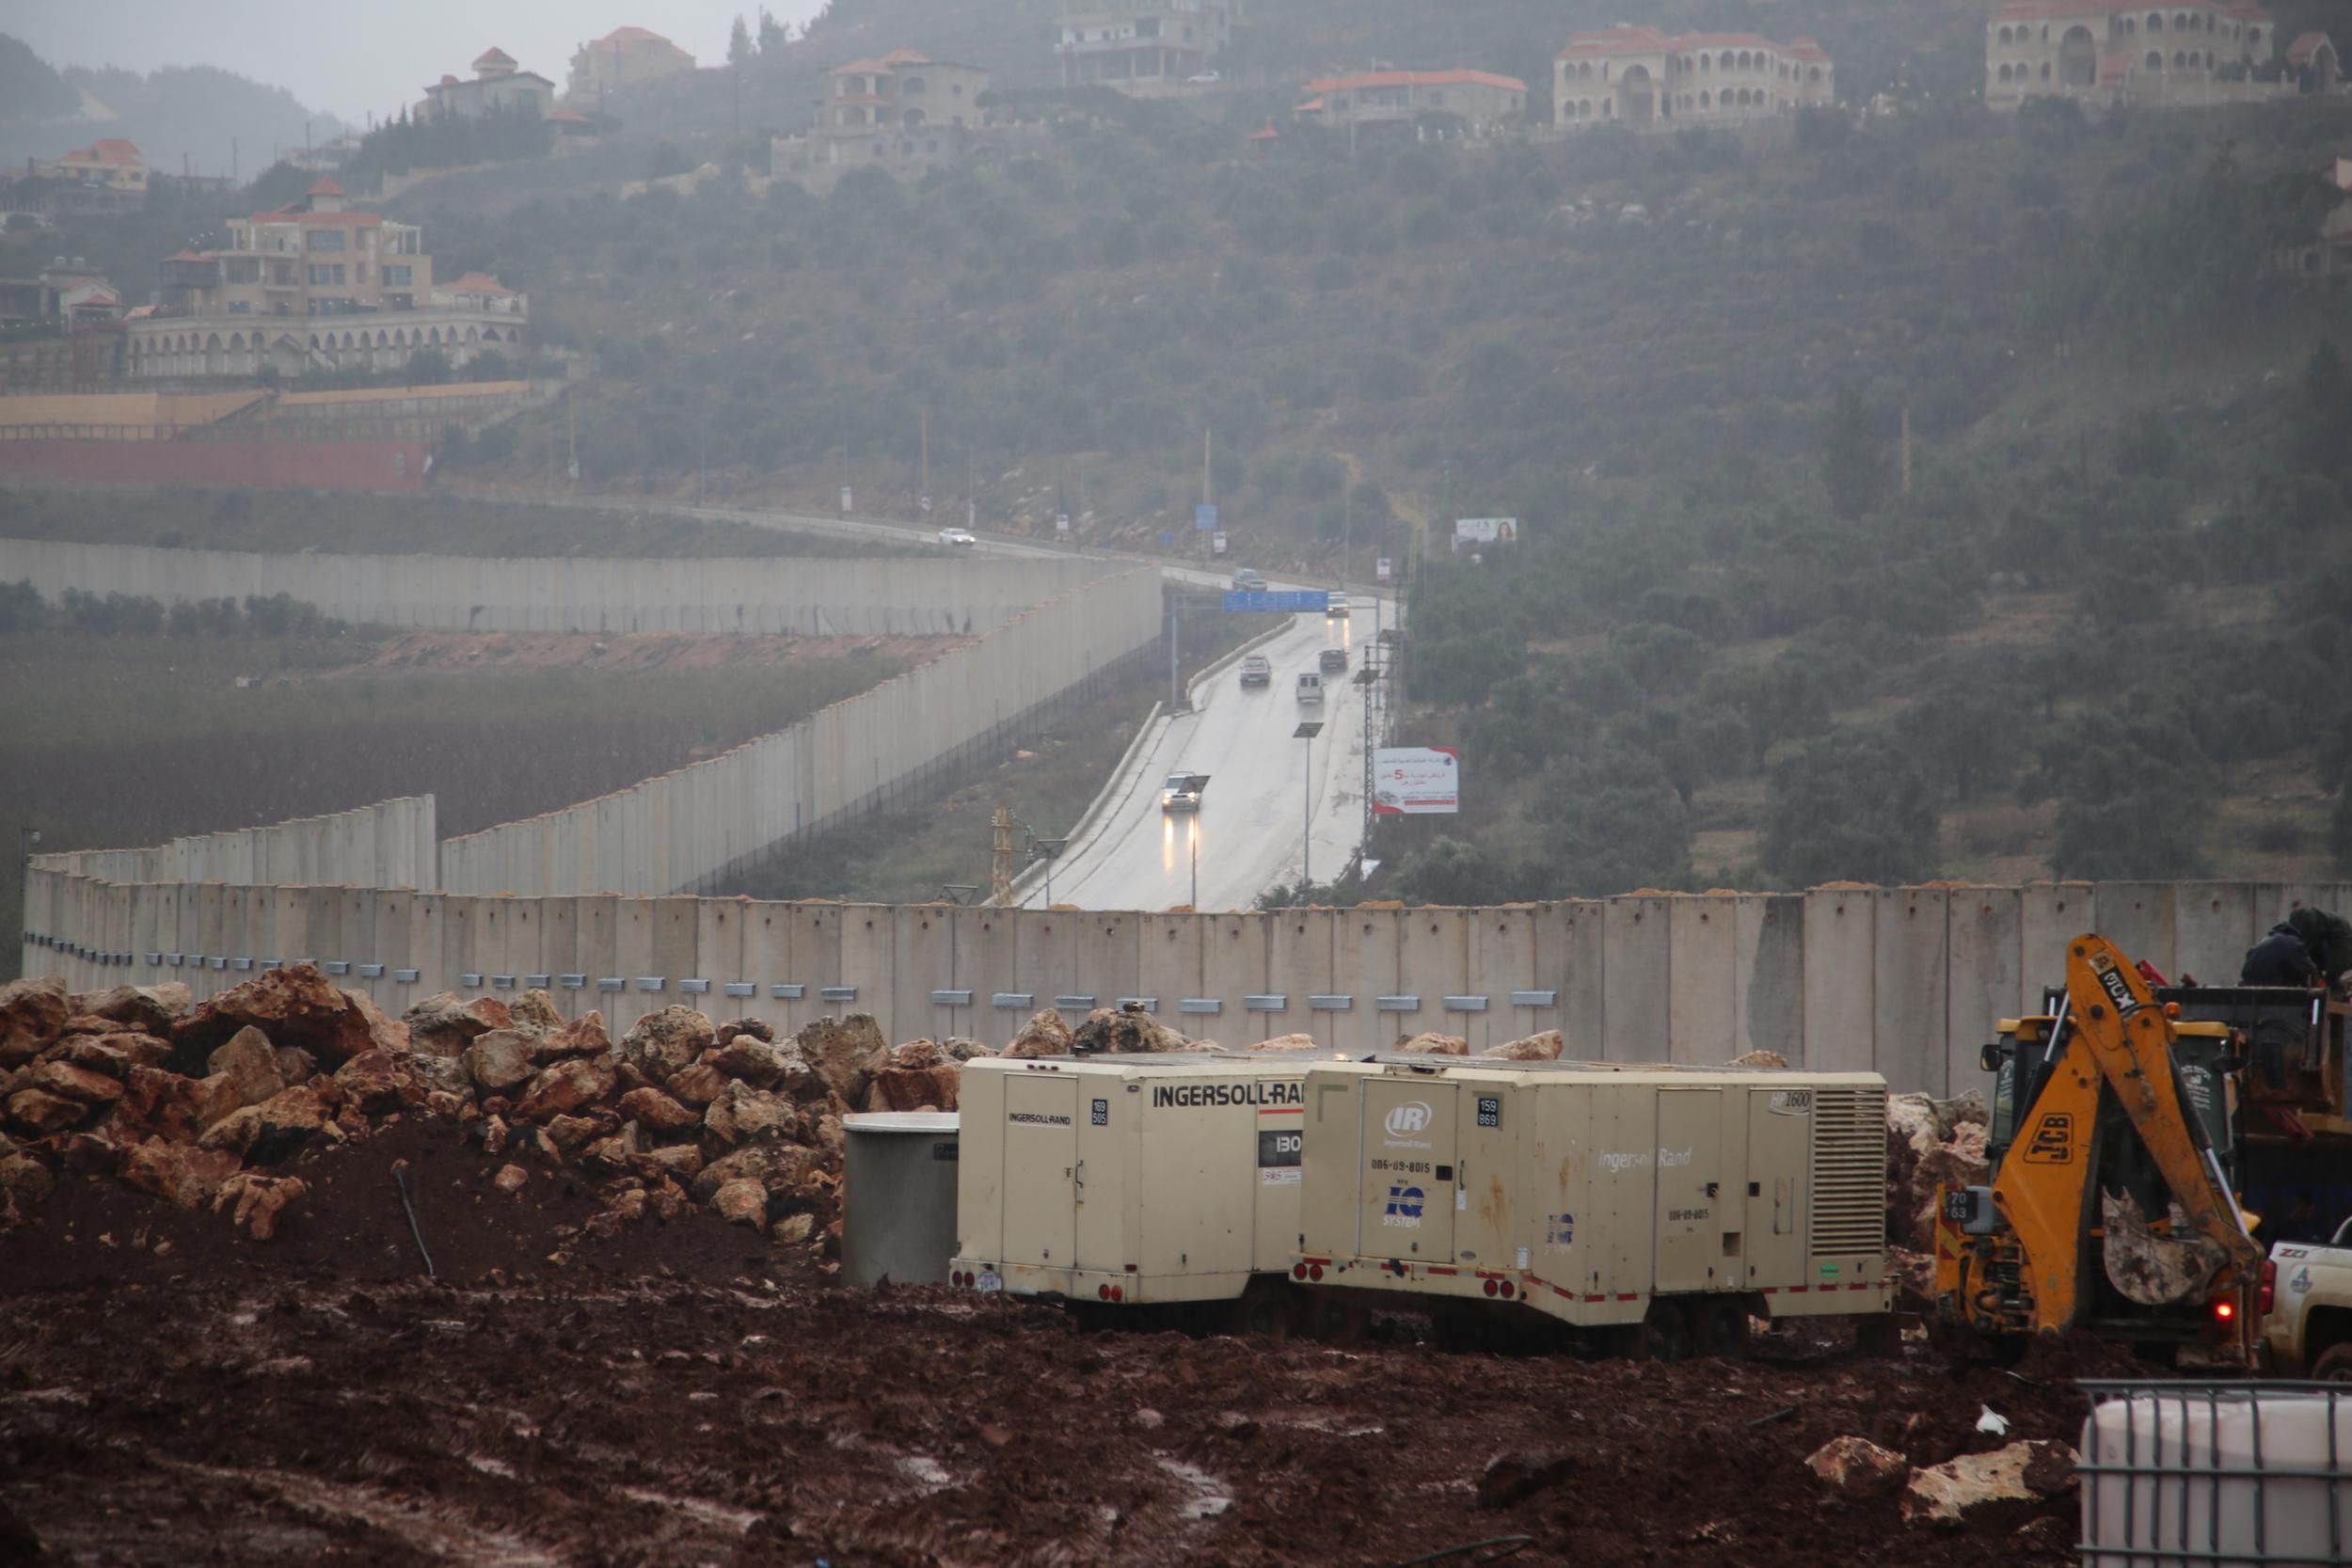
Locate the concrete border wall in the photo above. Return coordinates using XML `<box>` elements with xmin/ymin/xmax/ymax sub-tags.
<box><xmin>24</xmin><ymin>878</ymin><xmax>2349</xmax><ymax>1094</ymax></box>
<box><xmin>433</xmin><ymin>566</ymin><xmax>1164</xmax><ymax>895</ymax></box>
<box><xmin>30</xmin><ymin>797</ymin><xmax>436</xmax><ymax>892</ymax></box>
<box><xmin>0</xmin><ymin>537</ymin><xmax>1107</xmax><ymax>636</ymax></box>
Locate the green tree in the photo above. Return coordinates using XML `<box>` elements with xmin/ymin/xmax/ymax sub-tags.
<box><xmin>1819</xmin><ymin>386</ymin><xmax>1888</xmax><ymax>522</ymax></box>
<box><xmin>1760</xmin><ymin>732</ymin><xmax>1940</xmax><ymax>887</ymax></box>
<box><xmin>1397</xmin><ymin>838</ymin><xmax>1508</xmax><ymax>905</ymax></box>
<box><xmin>1535</xmin><ymin>741</ymin><xmax>1691</xmax><ymax>896</ymax></box>
<box><xmin>757</xmin><ymin>8</ymin><xmax>788</xmax><ymax>53</ymax></box>
<box><xmin>2039</xmin><ymin>711</ymin><xmax>2216</xmax><ymax>879</ymax></box>
<box><xmin>728</xmin><ymin>15</ymin><xmax>755</xmax><ymax>66</ymax></box>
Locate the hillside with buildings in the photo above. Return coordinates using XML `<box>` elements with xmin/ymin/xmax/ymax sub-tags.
<box><xmin>2</xmin><ymin>0</ymin><xmax>2347</xmax><ymax>889</ymax></box>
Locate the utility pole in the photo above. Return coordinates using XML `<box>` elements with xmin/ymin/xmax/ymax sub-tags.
<box><xmin>1363</xmin><ymin>594</ymin><xmax>1379</xmax><ymax>847</ymax></box>
<box><xmin>1294</xmin><ymin>720</ymin><xmax>1322</xmax><ymax>898</ymax></box>
<box><xmin>1342</xmin><ymin>472</ymin><xmax>1353</xmax><ymax>583</ymax></box>
<box><xmin>1200</xmin><ymin>426</ymin><xmax>1214</xmax><ymax>571</ymax></box>
<box><xmin>919</xmin><ymin>405</ymin><xmax>930</xmax><ymax>517</ymax></box>
<box><xmin>991</xmin><ymin>805</ymin><xmax>1013</xmax><ymax>906</ymax></box>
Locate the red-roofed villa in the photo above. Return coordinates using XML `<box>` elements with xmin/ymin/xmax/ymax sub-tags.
<box><xmin>38</xmin><ymin>138</ymin><xmax>149</xmax><ymax>197</ymax></box>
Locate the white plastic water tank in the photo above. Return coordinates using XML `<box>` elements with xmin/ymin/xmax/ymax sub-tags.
<box><xmin>2081</xmin><ymin>1384</ymin><xmax>2350</xmax><ymax>1567</ymax></box>
<box><xmin>841</xmin><ymin>1112</ymin><xmax>960</xmax><ymax>1289</ymax></box>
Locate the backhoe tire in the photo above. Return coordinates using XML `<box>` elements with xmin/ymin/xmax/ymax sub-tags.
<box><xmin>2312</xmin><ymin>1343</ymin><xmax>2352</xmax><ymax>1383</ymax></box>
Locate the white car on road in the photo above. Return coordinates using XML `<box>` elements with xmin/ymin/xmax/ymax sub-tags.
<box><xmin>938</xmin><ymin>527</ymin><xmax>977</xmax><ymax>547</ymax></box>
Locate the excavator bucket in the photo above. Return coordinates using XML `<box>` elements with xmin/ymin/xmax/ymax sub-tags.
<box><xmin>2101</xmin><ymin>1189</ymin><xmax>2228</xmax><ymax>1307</ymax></box>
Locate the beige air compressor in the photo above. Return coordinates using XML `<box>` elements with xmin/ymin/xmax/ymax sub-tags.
<box><xmin>1295</xmin><ymin>1058</ymin><xmax>1895</xmax><ymax>1355</ymax></box>
<box><xmin>950</xmin><ymin>1054</ymin><xmax>1312</xmax><ymax>1330</ymax></box>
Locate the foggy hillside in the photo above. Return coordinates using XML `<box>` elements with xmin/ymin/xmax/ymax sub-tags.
<box><xmin>0</xmin><ymin>34</ymin><xmax>344</xmax><ymax>179</ymax></box>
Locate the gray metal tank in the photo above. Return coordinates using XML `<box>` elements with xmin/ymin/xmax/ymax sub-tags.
<box><xmin>841</xmin><ymin>1111</ymin><xmax>961</xmax><ymax>1288</ymax></box>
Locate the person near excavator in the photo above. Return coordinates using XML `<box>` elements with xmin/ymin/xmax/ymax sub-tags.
<box><xmin>2240</xmin><ymin>907</ymin><xmax>2352</xmax><ymax>991</ymax></box>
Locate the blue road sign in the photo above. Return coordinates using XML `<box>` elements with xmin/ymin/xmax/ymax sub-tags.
<box><xmin>1222</xmin><ymin>590</ymin><xmax>1331</xmax><ymax>614</ymax></box>
<box><xmin>1195</xmin><ymin>503</ymin><xmax>1218</xmax><ymax>531</ymax></box>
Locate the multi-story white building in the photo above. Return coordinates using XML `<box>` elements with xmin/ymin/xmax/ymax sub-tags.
<box><xmin>773</xmin><ymin>49</ymin><xmax>993</xmax><ymax>188</ymax></box>
<box><xmin>1056</xmin><ymin>0</ymin><xmax>1240</xmax><ymax>88</ymax></box>
<box><xmin>1553</xmin><ymin>26</ymin><xmax>1835</xmax><ymax>129</ymax></box>
<box><xmin>125</xmin><ymin>180</ymin><xmax>523</xmax><ymax>381</ymax></box>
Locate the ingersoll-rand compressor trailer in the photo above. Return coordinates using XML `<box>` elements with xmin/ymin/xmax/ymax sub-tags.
<box><xmin>950</xmin><ymin>1054</ymin><xmax>1312</xmax><ymax>1331</ymax></box>
<box><xmin>1295</xmin><ymin>1058</ymin><xmax>1897</xmax><ymax>1356</ymax></box>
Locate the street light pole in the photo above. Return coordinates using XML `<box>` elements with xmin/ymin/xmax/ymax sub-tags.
<box><xmin>1293</xmin><ymin>721</ymin><xmax>1322</xmax><ymax>900</ymax></box>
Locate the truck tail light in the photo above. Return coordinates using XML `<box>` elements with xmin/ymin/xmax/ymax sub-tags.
<box><xmin>2212</xmin><ymin>1297</ymin><xmax>2235</xmax><ymax>1323</ymax></box>
<box><xmin>2258</xmin><ymin>1259</ymin><xmax>2275</xmax><ymax>1319</ymax></box>
<box><xmin>1308</xmin><ymin>1263</ymin><xmax>1323</xmax><ymax>1281</ymax></box>
<box><xmin>1483</xmin><ymin>1278</ymin><xmax>1498</xmax><ymax>1297</ymax></box>
<box><xmin>1293</xmin><ymin>1263</ymin><xmax>1307</xmax><ymax>1280</ymax></box>
<box><xmin>1098</xmin><ymin>1284</ymin><xmax>1112</xmax><ymax>1301</ymax></box>
<box><xmin>1111</xmin><ymin>1285</ymin><xmax>1124</xmax><ymax>1303</ymax></box>
<box><xmin>1500</xmin><ymin>1280</ymin><xmax>1516</xmax><ymax>1299</ymax></box>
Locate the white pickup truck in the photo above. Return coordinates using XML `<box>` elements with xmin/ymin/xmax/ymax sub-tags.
<box><xmin>2262</xmin><ymin>1219</ymin><xmax>2352</xmax><ymax>1380</ymax></box>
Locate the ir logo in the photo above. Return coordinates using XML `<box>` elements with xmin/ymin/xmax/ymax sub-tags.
<box><xmin>1384</xmin><ymin>1101</ymin><xmax>1433</xmax><ymax>1136</ymax></box>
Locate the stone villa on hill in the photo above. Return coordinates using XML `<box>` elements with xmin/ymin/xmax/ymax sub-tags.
<box><xmin>1983</xmin><ymin>1</ymin><xmax>2337</xmax><ymax>110</ymax></box>
<box><xmin>419</xmin><ymin>47</ymin><xmax>558</xmax><ymax>123</ymax></box>
<box><xmin>567</xmin><ymin>26</ymin><xmax>697</xmax><ymax>101</ymax></box>
<box><xmin>1552</xmin><ymin>26</ymin><xmax>1835</xmax><ymax>129</ymax></box>
<box><xmin>124</xmin><ymin>178</ymin><xmax>523</xmax><ymax>380</ymax></box>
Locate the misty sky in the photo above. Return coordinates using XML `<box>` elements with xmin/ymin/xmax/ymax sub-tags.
<box><xmin>2</xmin><ymin>0</ymin><xmax>825</xmax><ymax>120</ymax></box>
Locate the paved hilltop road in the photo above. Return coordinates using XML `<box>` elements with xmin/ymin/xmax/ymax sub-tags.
<box><xmin>1028</xmin><ymin>598</ymin><xmax>1379</xmax><ymax>913</ymax></box>
<box><xmin>458</xmin><ymin>492</ymin><xmax>1387</xmax><ymax>911</ymax></box>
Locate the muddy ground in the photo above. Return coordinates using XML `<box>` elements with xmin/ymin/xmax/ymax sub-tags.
<box><xmin>1</xmin><ymin>1119</ymin><xmax>2111</xmax><ymax>1568</ymax></box>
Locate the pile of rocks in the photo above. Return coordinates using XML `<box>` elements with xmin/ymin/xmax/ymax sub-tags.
<box><xmin>0</xmin><ymin>969</ymin><xmax>411</xmax><ymax>1237</ymax></box>
<box><xmin>0</xmin><ymin>963</ymin><xmax>984</xmax><ymax>1253</ymax></box>
<box><xmin>1806</xmin><ymin>1433</ymin><xmax>2077</xmax><ymax>1528</ymax></box>
<box><xmin>1886</xmin><ymin>1090</ymin><xmax>1992</xmax><ymax>1251</ymax></box>
<box><xmin>1883</xmin><ymin>1088</ymin><xmax>1992</xmax><ymax>1307</ymax></box>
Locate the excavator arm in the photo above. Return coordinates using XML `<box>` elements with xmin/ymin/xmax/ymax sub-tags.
<box><xmin>2064</xmin><ymin>935</ymin><xmax>2265</xmax><ymax>1303</ymax></box>
<box><xmin>1944</xmin><ymin>934</ymin><xmax>2264</xmax><ymax>1347</ymax></box>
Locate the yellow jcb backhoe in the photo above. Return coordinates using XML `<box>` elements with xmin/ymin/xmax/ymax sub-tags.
<box><xmin>1935</xmin><ymin>934</ymin><xmax>2267</xmax><ymax>1362</ymax></box>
